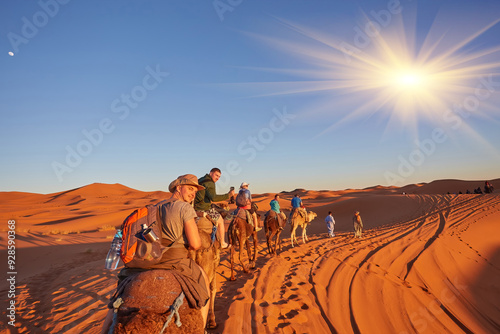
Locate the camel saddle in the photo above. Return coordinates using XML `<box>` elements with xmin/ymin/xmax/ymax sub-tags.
<box><xmin>233</xmin><ymin>208</ymin><xmax>254</xmax><ymax>227</ymax></box>
<box><xmin>267</xmin><ymin>210</ymin><xmax>286</xmax><ymax>229</ymax></box>
<box><xmin>291</xmin><ymin>207</ymin><xmax>306</xmax><ymax>219</ymax></box>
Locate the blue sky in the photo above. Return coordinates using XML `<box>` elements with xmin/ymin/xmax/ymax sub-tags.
<box><xmin>1</xmin><ymin>0</ymin><xmax>500</xmax><ymax>195</ymax></box>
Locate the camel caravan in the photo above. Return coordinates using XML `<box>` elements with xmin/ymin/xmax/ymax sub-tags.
<box><xmin>102</xmin><ymin>170</ymin><xmax>317</xmax><ymax>333</ymax></box>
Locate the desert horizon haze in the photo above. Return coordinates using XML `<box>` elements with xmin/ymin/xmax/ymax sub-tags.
<box><xmin>0</xmin><ymin>178</ymin><xmax>499</xmax><ymax>333</ymax></box>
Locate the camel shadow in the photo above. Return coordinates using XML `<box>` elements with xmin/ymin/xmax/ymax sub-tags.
<box><xmin>0</xmin><ymin>242</ymin><xmax>116</xmax><ymax>333</ymax></box>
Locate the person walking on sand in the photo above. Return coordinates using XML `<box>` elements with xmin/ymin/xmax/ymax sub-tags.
<box><xmin>353</xmin><ymin>211</ymin><xmax>363</xmax><ymax>238</ymax></box>
<box><xmin>325</xmin><ymin>211</ymin><xmax>335</xmax><ymax>238</ymax></box>
<box><xmin>194</xmin><ymin>168</ymin><xmax>235</xmax><ymax>249</ymax></box>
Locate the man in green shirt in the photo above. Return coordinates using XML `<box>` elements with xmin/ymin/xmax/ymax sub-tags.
<box><xmin>194</xmin><ymin>168</ymin><xmax>235</xmax><ymax>249</ymax></box>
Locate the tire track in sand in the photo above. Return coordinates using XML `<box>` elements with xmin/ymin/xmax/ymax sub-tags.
<box><xmin>216</xmin><ymin>194</ymin><xmax>500</xmax><ymax>334</ymax></box>
<box><xmin>317</xmin><ymin>194</ymin><xmax>500</xmax><ymax>334</ymax></box>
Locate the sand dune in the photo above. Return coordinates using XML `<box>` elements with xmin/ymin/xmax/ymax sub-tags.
<box><xmin>0</xmin><ymin>179</ymin><xmax>498</xmax><ymax>333</ymax></box>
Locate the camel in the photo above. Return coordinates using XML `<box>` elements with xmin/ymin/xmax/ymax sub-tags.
<box><xmin>227</xmin><ymin>209</ymin><xmax>258</xmax><ymax>281</ymax></box>
<box><xmin>289</xmin><ymin>209</ymin><xmax>317</xmax><ymax>248</ymax></box>
<box><xmin>105</xmin><ymin>221</ymin><xmax>221</xmax><ymax>333</ymax></box>
<box><xmin>188</xmin><ymin>218</ymin><xmax>221</xmax><ymax>329</ymax></box>
<box><xmin>264</xmin><ymin>210</ymin><xmax>285</xmax><ymax>256</ymax></box>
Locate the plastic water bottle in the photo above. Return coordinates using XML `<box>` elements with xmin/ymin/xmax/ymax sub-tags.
<box><xmin>105</xmin><ymin>229</ymin><xmax>122</xmax><ymax>270</ymax></box>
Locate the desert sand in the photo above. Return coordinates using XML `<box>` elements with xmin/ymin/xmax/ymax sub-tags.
<box><xmin>0</xmin><ymin>179</ymin><xmax>499</xmax><ymax>333</ymax></box>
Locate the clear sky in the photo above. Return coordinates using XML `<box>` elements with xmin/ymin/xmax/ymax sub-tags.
<box><xmin>1</xmin><ymin>0</ymin><xmax>500</xmax><ymax>195</ymax></box>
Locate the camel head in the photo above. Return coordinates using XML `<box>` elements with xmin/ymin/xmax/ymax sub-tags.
<box><xmin>307</xmin><ymin>211</ymin><xmax>317</xmax><ymax>222</ymax></box>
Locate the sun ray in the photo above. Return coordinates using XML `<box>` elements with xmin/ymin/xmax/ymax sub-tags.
<box><xmin>230</xmin><ymin>9</ymin><xmax>500</xmax><ymax>151</ymax></box>
<box><xmin>425</xmin><ymin>18</ymin><xmax>500</xmax><ymax>66</ymax></box>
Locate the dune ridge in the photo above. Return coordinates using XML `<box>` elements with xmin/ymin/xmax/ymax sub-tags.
<box><xmin>0</xmin><ymin>178</ymin><xmax>498</xmax><ymax>333</ymax></box>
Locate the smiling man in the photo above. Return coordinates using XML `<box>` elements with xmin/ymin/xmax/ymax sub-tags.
<box><xmin>194</xmin><ymin>168</ymin><xmax>235</xmax><ymax>249</ymax></box>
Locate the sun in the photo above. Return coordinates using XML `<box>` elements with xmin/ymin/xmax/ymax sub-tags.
<box><xmin>381</xmin><ymin>65</ymin><xmax>434</xmax><ymax>105</ymax></box>
<box><xmin>239</xmin><ymin>11</ymin><xmax>500</xmax><ymax>138</ymax></box>
<box><xmin>393</xmin><ymin>69</ymin><xmax>426</xmax><ymax>88</ymax></box>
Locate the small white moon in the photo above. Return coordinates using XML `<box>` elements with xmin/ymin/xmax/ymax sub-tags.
<box><xmin>8</xmin><ymin>52</ymin><xmax>14</xmax><ymax>56</ymax></box>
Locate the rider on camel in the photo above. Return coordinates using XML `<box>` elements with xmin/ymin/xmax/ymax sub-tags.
<box><xmin>235</xmin><ymin>182</ymin><xmax>262</xmax><ymax>231</ymax></box>
<box><xmin>194</xmin><ymin>168</ymin><xmax>234</xmax><ymax>249</ymax></box>
<box><xmin>290</xmin><ymin>194</ymin><xmax>307</xmax><ymax>221</ymax></box>
<box><xmin>267</xmin><ymin>194</ymin><xmax>287</xmax><ymax>230</ymax></box>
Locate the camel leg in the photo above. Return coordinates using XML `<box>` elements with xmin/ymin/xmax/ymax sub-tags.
<box><xmin>230</xmin><ymin>239</ymin><xmax>236</xmax><ymax>281</ymax></box>
<box><xmin>277</xmin><ymin>230</ymin><xmax>282</xmax><ymax>254</ymax></box>
<box><xmin>268</xmin><ymin>229</ymin><xmax>275</xmax><ymax>256</ymax></box>
<box><xmin>199</xmin><ymin>269</ymin><xmax>210</xmax><ymax>327</ymax></box>
<box><xmin>206</xmin><ymin>277</ymin><xmax>217</xmax><ymax>329</ymax></box>
<box><xmin>250</xmin><ymin>232</ymin><xmax>257</xmax><ymax>268</ymax></box>
<box><xmin>272</xmin><ymin>230</ymin><xmax>278</xmax><ymax>256</ymax></box>
<box><xmin>265</xmin><ymin>220</ymin><xmax>273</xmax><ymax>255</ymax></box>
<box><xmin>240</xmin><ymin>232</ymin><xmax>250</xmax><ymax>273</ymax></box>
<box><xmin>228</xmin><ymin>223</ymin><xmax>237</xmax><ymax>281</ymax></box>
<box><xmin>290</xmin><ymin>223</ymin><xmax>297</xmax><ymax>248</ymax></box>
<box><xmin>267</xmin><ymin>233</ymin><xmax>273</xmax><ymax>255</ymax></box>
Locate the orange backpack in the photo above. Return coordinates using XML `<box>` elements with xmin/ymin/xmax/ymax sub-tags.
<box><xmin>120</xmin><ymin>200</ymin><xmax>168</xmax><ymax>268</ymax></box>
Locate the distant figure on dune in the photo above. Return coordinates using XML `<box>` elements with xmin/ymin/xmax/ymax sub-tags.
<box><xmin>353</xmin><ymin>211</ymin><xmax>363</xmax><ymax>238</ymax></box>
<box><xmin>325</xmin><ymin>211</ymin><xmax>336</xmax><ymax>238</ymax></box>
<box><xmin>484</xmin><ymin>181</ymin><xmax>494</xmax><ymax>194</ymax></box>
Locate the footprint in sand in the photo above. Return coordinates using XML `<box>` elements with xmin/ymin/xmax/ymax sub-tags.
<box><xmin>277</xmin><ymin>322</ymin><xmax>291</xmax><ymax>329</ymax></box>
<box><xmin>284</xmin><ymin>309</ymin><xmax>299</xmax><ymax>319</ymax></box>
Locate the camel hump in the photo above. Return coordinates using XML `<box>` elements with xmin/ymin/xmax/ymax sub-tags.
<box><xmin>197</xmin><ymin>216</ymin><xmax>214</xmax><ymax>234</ymax></box>
<box><xmin>113</xmin><ymin>269</ymin><xmax>204</xmax><ymax>333</ymax></box>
